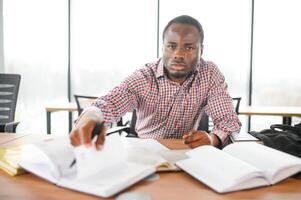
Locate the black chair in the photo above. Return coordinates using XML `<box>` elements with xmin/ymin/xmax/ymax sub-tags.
<box><xmin>105</xmin><ymin>109</ymin><xmax>138</xmax><ymax>137</ymax></box>
<box><xmin>0</xmin><ymin>74</ymin><xmax>21</xmax><ymax>133</ymax></box>
<box><xmin>74</xmin><ymin>95</ymin><xmax>98</xmax><ymax>116</ymax></box>
<box><xmin>232</xmin><ymin>97</ymin><xmax>241</xmax><ymax>115</ymax></box>
<box><xmin>198</xmin><ymin>97</ymin><xmax>242</xmax><ymax>132</ymax></box>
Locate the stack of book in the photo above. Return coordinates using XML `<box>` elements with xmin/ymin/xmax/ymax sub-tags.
<box><xmin>0</xmin><ymin>146</ymin><xmax>26</xmax><ymax>176</ymax></box>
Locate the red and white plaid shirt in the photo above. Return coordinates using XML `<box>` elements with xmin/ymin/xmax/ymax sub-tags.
<box><xmin>91</xmin><ymin>58</ymin><xmax>241</xmax><ymax>143</ymax></box>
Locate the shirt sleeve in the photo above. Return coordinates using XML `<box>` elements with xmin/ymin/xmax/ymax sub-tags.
<box><xmin>204</xmin><ymin>62</ymin><xmax>242</xmax><ymax>144</ymax></box>
<box><xmin>89</xmin><ymin>69</ymin><xmax>147</xmax><ymax>124</ymax></box>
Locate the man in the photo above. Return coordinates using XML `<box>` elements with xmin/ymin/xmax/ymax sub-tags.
<box><xmin>70</xmin><ymin>15</ymin><xmax>241</xmax><ymax>149</ymax></box>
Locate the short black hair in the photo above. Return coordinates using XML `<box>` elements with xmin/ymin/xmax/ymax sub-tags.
<box><xmin>163</xmin><ymin>15</ymin><xmax>204</xmax><ymax>45</ymax></box>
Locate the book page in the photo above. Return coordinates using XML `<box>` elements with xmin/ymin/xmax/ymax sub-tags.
<box><xmin>121</xmin><ymin>138</ymin><xmax>169</xmax><ymax>152</ymax></box>
<box><xmin>157</xmin><ymin>149</ymin><xmax>188</xmax><ymax>171</ymax></box>
<box><xmin>230</xmin><ymin>132</ymin><xmax>259</xmax><ymax>142</ymax></box>
<box><xmin>176</xmin><ymin>146</ymin><xmax>266</xmax><ymax>193</ymax></box>
<box><xmin>20</xmin><ymin>144</ymin><xmax>60</xmax><ymax>183</ymax></box>
<box><xmin>126</xmin><ymin>147</ymin><xmax>167</xmax><ymax>166</ymax></box>
<box><xmin>158</xmin><ymin>149</ymin><xmax>188</xmax><ymax>163</ymax></box>
<box><xmin>28</xmin><ymin>136</ymin><xmax>76</xmax><ymax>178</ymax></box>
<box><xmin>223</xmin><ymin>142</ymin><xmax>301</xmax><ymax>184</ymax></box>
<box><xmin>74</xmin><ymin>134</ymin><xmax>126</xmax><ymax>180</ymax></box>
<box><xmin>59</xmin><ymin>162</ymin><xmax>155</xmax><ymax>198</ymax></box>
<box><xmin>122</xmin><ymin>138</ymin><xmax>185</xmax><ymax>171</ymax></box>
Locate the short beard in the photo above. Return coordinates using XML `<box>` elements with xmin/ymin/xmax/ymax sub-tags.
<box><xmin>168</xmin><ymin>71</ymin><xmax>189</xmax><ymax>79</ymax></box>
<box><xmin>164</xmin><ymin>68</ymin><xmax>190</xmax><ymax>80</ymax></box>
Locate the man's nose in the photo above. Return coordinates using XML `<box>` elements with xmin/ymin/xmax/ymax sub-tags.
<box><xmin>174</xmin><ymin>48</ymin><xmax>185</xmax><ymax>60</ymax></box>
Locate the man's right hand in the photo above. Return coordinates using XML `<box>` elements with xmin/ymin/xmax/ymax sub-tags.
<box><xmin>69</xmin><ymin>110</ymin><xmax>107</xmax><ymax>150</ymax></box>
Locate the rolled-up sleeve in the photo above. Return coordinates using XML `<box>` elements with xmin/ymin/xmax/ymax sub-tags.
<box><xmin>204</xmin><ymin>63</ymin><xmax>241</xmax><ymax>144</ymax></box>
<box><xmin>89</xmin><ymin>70</ymin><xmax>146</xmax><ymax>124</ymax></box>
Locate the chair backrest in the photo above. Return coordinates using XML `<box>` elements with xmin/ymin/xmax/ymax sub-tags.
<box><xmin>0</xmin><ymin>74</ymin><xmax>21</xmax><ymax>124</ymax></box>
<box><xmin>198</xmin><ymin>97</ymin><xmax>242</xmax><ymax>132</ymax></box>
<box><xmin>73</xmin><ymin>95</ymin><xmax>97</xmax><ymax>116</ymax></box>
<box><xmin>126</xmin><ymin>109</ymin><xmax>138</xmax><ymax>137</ymax></box>
<box><xmin>232</xmin><ymin>97</ymin><xmax>241</xmax><ymax>114</ymax></box>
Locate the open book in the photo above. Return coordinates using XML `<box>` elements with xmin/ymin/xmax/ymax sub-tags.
<box><xmin>122</xmin><ymin>137</ymin><xmax>188</xmax><ymax>172</ymax></box>
<box><xmin>19</xmin><ymin>135</ymin><xmax>156</xmax><ymax>198</ymax></box>
<box><xmin>176</xmin><ymin>142</ymin><xmax>301</xmax><ymax>193</ymax></box>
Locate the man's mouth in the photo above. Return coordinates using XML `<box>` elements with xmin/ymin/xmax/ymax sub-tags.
<box><xmin>170</xmin><ymin>62</ymin><xmax>187</xmax><ymax>70</ymax></box>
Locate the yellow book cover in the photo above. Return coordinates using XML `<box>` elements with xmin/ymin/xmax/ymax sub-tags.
<box><xmin>0</xmin><ymin>147</ymin><xmax>26</xmax><ymax>176</ymax></box>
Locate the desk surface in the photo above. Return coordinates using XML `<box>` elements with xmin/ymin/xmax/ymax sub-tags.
<box><xmin>239</xmin><ymin>106</ymin><xmax>301</xmax><ymax>117</ymax></box>
<box><xmin>46</xmin><ymin>103</ymin><xmax>301</xmax><ymax>117</ymax></box>
<box><xmin>1</xmin><ymin>133</ymin><xmax>301</xmax><ymax>200</ymax></box>
<box><xmin>45</xmin><ymin>102</ymin><xmax>77</xmax><ymax>112</ymax></box>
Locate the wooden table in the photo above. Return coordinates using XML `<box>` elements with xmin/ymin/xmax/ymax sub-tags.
<box><xmin>45</xmin><ymin>102</ymin><xmax>77</xmax><ymax>135</ymax></box>
<box><xmin>45</xmin><ymin>101</ymin><xmax>125</xmax><ymax>135</ymax></box>
<box><xmin>239</xmin><ymin>106</ymin><xmax>301</xmax><ymax>131</ymax></box>
<box><xmin>45</xmin><ymin>104</ymin><xmax>301</xmax><ymax>134</ymax></box>
<box><xmin>239</xmin><ymin>106</ymin><xmax>301</xmax><ymax>123</ymax></box>
<box><xmin>1</xmin><ymin>134</ymin><xmax>301</xmax><ymax>200</ymax></box>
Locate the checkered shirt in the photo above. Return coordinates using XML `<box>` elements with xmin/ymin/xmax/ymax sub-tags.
<box><xmin>91</xmin><ymin>58</ymin><xmax>241</xmax><ymax>143</ymax></box>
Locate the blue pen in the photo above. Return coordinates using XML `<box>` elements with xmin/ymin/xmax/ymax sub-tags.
<box><xmin>69</xmin><ymin>121</ymin><xmax>105</xmax><ymax>168</ymax></box>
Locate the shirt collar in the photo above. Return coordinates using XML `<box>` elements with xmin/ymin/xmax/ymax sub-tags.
<box><xmin>156</xmin><ymin>58</ymin><xmax>165</xmax><ymax>79</ymax></box>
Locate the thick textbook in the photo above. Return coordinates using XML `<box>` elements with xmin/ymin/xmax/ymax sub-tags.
<box><xmin>19</xmin><ymin>135</ymin><xmax>156</xmax><ymax>198</ymax></box>
<box><xmin>0</xmin><ymin>146</ymin><xmax>26</xmax><ymax>176</ymax></box>
<box><xmin>176</xmin><ymin>142</ymin><xmax>301</xmax><ymax>193</ymax></box>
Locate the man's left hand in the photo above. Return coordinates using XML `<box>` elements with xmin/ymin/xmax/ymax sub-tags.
<box><xmin>183</xmin><ymin>130</ymin><xmax>221</xmax><ymax>148</ymax></box>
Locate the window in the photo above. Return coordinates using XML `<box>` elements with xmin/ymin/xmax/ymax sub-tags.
<box><xmin>252</xmin><ymin>0</ymin><xmax>301</xmax><ymax>130</ymax></box>
<box><xmin>70</xmin><ymin>0</ymin><xmax>157</xmax><ymax>96</ymax></box>
<box><xmin>3</xmin><ymin>0</ymin><xmax>68</xmax><ymax>134</ymax></box>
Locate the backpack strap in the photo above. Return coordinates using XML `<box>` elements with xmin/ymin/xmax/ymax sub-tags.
<box><xmin>270</xmin><ymin>124</ymin><xmax>301</xmax><ymax>135</ymax></box>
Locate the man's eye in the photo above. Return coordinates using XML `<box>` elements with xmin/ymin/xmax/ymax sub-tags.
<box><xmin>185</xmin><ymin>46</ymin><xmax>194</xmax><ymax>51</ymax></box>
<box><xmin>167</xmin><ymin>44</ymin><xmax>176</xmax><ymax>49</ymax></box>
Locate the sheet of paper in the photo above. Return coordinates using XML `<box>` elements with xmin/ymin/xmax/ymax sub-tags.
<box><xmin>158</xmin><ymin>149</ymin><xmax>188</xmax><ymax>164</ymax></box>
<box><xmin>230</xmin><ymin>132</ymin><xmax>259</xmax><ymax>142</ymax></box>
<box><xmin>126</xmin><ymin>146</ymin><xmax>166</xmax><ymax>166</ymax></box>
<box><xmin>121</xmin><ymin>138</ymin><xmax>169</xmax><ymax>153</ymax></box>
<box><xmin>75</xmin><ymin>134</ymin><xmax>126</xmax><ymax>180</ymax></box>
<box><xmin>21</xmin><ymin>137</ymin><xmax>76</xmax><ymax>179</ymax></box>
<box><xmin>121</xmin><ymin>138</ymin><xmax>186</xmax><ymax>171</ymax></box>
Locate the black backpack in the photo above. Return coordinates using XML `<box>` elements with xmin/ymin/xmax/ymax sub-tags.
<box><xmin>250</xmin><ymin>123</ymin><xmax>301</xmax><ymax>158</ymax></box>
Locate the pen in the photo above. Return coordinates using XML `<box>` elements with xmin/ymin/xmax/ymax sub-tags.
<box><xmin>69</xmin><ymin>121</ymin><xmax>105</xmax><ymax>168</ymax></box>
<box><xmin>184</xmin><ymin>109</ymin><xmax>204</xmax><ymax>144</ymax></box>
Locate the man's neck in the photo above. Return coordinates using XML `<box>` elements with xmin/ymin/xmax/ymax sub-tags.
<box><xmin>165</xmin><ymin>70</ymin><xmax>195</xmax><ymax>85</ymax></box>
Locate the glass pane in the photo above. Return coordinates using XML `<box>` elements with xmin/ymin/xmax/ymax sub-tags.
<box><xmin>252</xmin><ymin>0</ymin><xmax>301</xmax><ymax>130</ymax></box>
<box><xmin>3</xmin><ymin>0</ymin><xmax>68</xmax><ymax>134</ymax></box>
<box><xmin>71</xmin><ymin>0</ymin><xmax>158</xmax><ymax>96</ymax></box>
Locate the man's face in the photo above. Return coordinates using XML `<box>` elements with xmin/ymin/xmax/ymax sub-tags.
<box><xmin>163</xmin><ymin>23</ymin><xmax>202</xmax><ymax>84</ymax></box>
